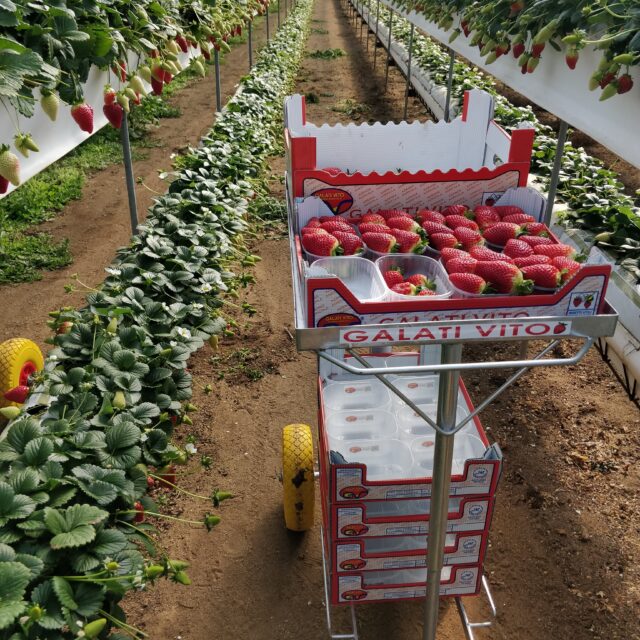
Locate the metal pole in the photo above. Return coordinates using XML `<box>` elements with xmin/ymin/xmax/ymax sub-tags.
<box><xmin>423</xmin><ymin>343</ymin><xmax>462</xmax><ymax>640</ymax></box>
<box><xmin>120</xmin><ymin>113</ymin><xmax>139</xmax><ymax>235</ymax></box>
<box><xmin>403</xmin><ymin>23</ymin><xmax>415</xmax><ymax>120</ymax></box>
<box><xmin>543</xmin><ymin>119</ymin><xmax>569</xmax><ymax>226</ymax></box>
<box><xmin>384</xmin><ymin>10</ymin><xmax>393</xmax><ymax>92</ymax></box>
<box><xmin>444</xmin><ymin>48</ymin><xmax>455</xmax><ymax>122</ymax></box>
<box><xmin>277</xmin><ymin>0</ymin><xmax>281</xmax><ymax>27</ymax></box>
<box><xmin>248</xmin><ymin>20</ymin><xmax>253</xmax><ymax>69</ymax></box>
<box><xmin>360</xmin><ymin>2</ymin><xmax>365</xmax><ymax>38</ymax></box>
<box><xmin>373</xmin><ymin>0</ymin><xmax>381</xmax><ymax>68</ymax></box>
<box><xmin>214</xmin><ymin>49</ymin><xmax>221</xmax><ymax>112</ymax></box>
<box><xmin>266</xmin><ymin>4</ymin><xmax>270</xmax><ymax>41</ymax></box>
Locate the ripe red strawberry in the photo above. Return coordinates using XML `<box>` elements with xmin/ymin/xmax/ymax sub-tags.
<box><xmin>521</xmin><ymin>264</ymin><xmax>562</xmax><ymax>289</ymax></box>
<box><xmin>446</xmin><ymin>256</ymin><xmax>477</xmax><ymax>274</ymax></box>
<box><xmin>514</xmin><ymin>255</ymin><xmax>552</xmax><ymax>267</ymax></box>
<box><xmin>362</xmin><ymin>232</ymin><xmax>398</xmax><ymax>253</ymax></box>
<box><xmin>429</xmin><ymin>233</ymin><xmax>459</xmax><ymax>251</ymax></box>
<box><xmin>513</xmin><ymin>42</ymin><xmax>525</xmax><ymax>59</ymax></box>
<box><xmin>520</xmin><ymin>234</ymin><xmax>554</xmax><ymax>247</ymax></box>
<box><xmin>151</xmin><ymin>76</ymin><xmax>164</xmax><ymax>95</ymax></box>
<box><xmin>482</xmin><ymin>222</ymin><xmax>521</xmax><ymax>247</ymax></box>
<box><xmin>332</xmin><ymin>231</ymin><xmax>364</xmax><ymax>255</ymax></box>
<box><xmin>103</xmin><ymin>86</ymin><xmax>117</xmax><ymax>105</ymax></box>
<box><xmin>390</xmin><ymin>229</ymin><xmax>425</xmax><ymax>253</ymax></box>
<box><xmin>422</xmin><ymin>221</ymin><xmax>451</xmax><ymax>236</ymax></box>
<box><xmin>503</xmin><ymin>238</ymin><xmax>534</xmax><ymax>258</ymax></box>
<box><xmin>391</xmin><ymin>282</ymin><xmax>417</xmax><ymax>296</ymax></box>
<box><xmin>103</xmin><ymin>102</ymin><xmax>124</xmax><ymax>129</ymax></box>
<box><xmin>534</xmin><ymin>243</ymin><xmax>577</xmax><ymax>259</ymax></box>
<box><xmin>383</xmin><ymin>269</ymin><xmax>404</xmax><ymax>287</ymax></box>
<box><xmin>134</xmin><ymin>501</ymin><xmax>144</xmax><ymax>523</ymax></box>
<box><xmin>599</xmin><ymin>71</ymin><xmax>616</xmax><ymax>89</ymax></box>
<box><xmin>302</xmin><ymin>233</ymin><xmax>341</xmax><ymax>256</ymax></box>
<box><xmin>494</xmin><ymin>205</ymin><xmax>525</xmax><ymax>218</ymax></box>
<box><xmin>301</xmin><ymin>226</ymin><xmax>329</xmax><ymax>236</ymax></box>
<box><xmin>531</xmin><ymin>42</ymin><xmax>545</xmax><ymax>58</ymax></box>
<box><xmin>70</xmin><ymin>103</ymin><xmax>94</xmax><ymax>133</ymax></box>
<box><xmin>475</xmin><ymin>261</ymin><xmax>533</xmax><ymax>295</ymax></box>
<box><xmin>440</xmin><ymin>247</ymin><xmax>469</xmax><ymax>265</ymax></box>
<box><xmin>474</xmin><ymin>208</ymin><xmax>501</xmax><ymax>228</ymax></box>
<box><xmin>378</xmin><ymin>208</ymin><xmax>411</xmax><ymax>220</ymax></box>
<box><xmin>321</xmin><ymin>219</ymin><xmax>356</xmax><ymax>234</ymax></box>
<box><xmin>565</xmin><ymin>50</ymin><xmax>579</xmax><ymax>70</ymax></box>
<box><xmin>361</xmin><ymin>213</ymin><xmax>386</xmax><ymax>225</ymax></box>
<box><xmin>305</xmin><ymin>217</ymin><xmax>322</xmax><ymax>228</ymax></box>
<box><xmin>453</xmin><ymin>226</ymin><xmax>484</xmax><ymax>250</ymax></box>
<box><xmin>406</xmin><ymin>274</ymin><xmax>435</xmax><ymax>290</ymax></box>
<box><xmin>469</xmin><ymin>246</ymin><xmax>514</xmax><ymax>263</ymax></box>
<box><xmin>387</xmin><ymin>216</ymin><xmax>422</xmax><ymax>234</ymax></box>
<box><xmin>158</xmin><ymin>464</ymin><xmax>177</xmax><ymax>486</ymax></box>
<box><xmin>502</xmin><ymin>213</ymin><xmax>536</xmax><ymax>225</ymax></box>
<box><xmin>417</xmin><ymin>289</ymin><xmax>436</xmax><ymax>296</ymax></box>
<box><xmin>0</xmin><ymin>175</ymin><xmax>8</xmax><ymax>194</ymax></box>
<box><xmin>617</xmin><ymin>74</ymin><xmax>634</xmax><ymax>94</ymax></box>
<box><xmin>359</xmin><ymin>222</ymin><xmax>391</xmax><ymax>234</ymax></box>
<box><xmin>176</xmin><ymin>35</ymin><xmax>189</xmax><ymax>53</ymax></box>
<box><xmin>551</xmin><ymin>256</ymin><xmax>581</xmax><ymax>282</ymax></box>
<box><xmin>522</xmin><ymin>222</ymin><xmax>550</xmax><ymax>236</ymax></box>
<box><xmin>442</xmin><ymin>204</ymin><xmax>469</xmax><ymax>217</ymax></box>
<box><xmin>416</xmin><ymin>209</ymin><xmax>446</xmax><ymax>225</ymax></box>
<box><xmin>449</xmin><ymin>273</ymin><xmax>488</xmax><ymax>294</ymax></box>
<box><xmin>319</xmin><ymin>216</ymin><xmax>336</xmax><ymax>223</ymax></box>
<box><xmin>445</xmin><ymin>215</ymin><xmax>479</xmax><ymax>231</ymax></box>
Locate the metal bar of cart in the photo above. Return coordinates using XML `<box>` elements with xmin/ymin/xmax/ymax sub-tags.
<box><xmin>455</xmin><ymin>575</ymin><xmax>498</xmax><ymax>640</ymax></box>
<box><xmin>543</xmin><ymin>120</ymin><xmax>569</xmax><ymax>226</ymax></box>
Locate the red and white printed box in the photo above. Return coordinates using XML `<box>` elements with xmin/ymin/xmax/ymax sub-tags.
<box><xmin>333</xmin><ymin>531</ymin><xmax>486</xmax><ymax>572</ymax></box>
<box><xmin>333</xmin><ymin>496</ymin><xmax>494</xmax><ymax>539</ymax></box>
<box><xmin>333</xmin><ymin>564</ymin><xmax>482</xmax><ymax>604</ymax></box>
<box><xmin>284</xmin><ymin>89</ymin><xmax>535</xmax><ymax>205</ymax></box>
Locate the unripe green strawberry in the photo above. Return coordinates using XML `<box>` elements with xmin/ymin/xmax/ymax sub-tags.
<box><xmin>0</xmin><ymin>146</ymin><xmax>21</xmax><ymax>186</ymax></box>
<box><xmin>599</xmin><ymin>82</ymin><xmax>618</xmax><ymax>101</ymax></box>
<box><xmin>167</xmin><ymin>39</ymin><xmax>180</xmax><ymax>54</ymax></box>
<box><xmin>128</xmin><ymin>74</ymin><xmax>147</xmax><ymax>96</ymax></box>
<box><xmin>204</xmin><ymin>514</ymin><xmax>221</xmax><ymax>530</ymax></box>
<box><xmin>138</xmin><ymin>65</ymin><xmax>152</xmax><ymax>83</ymax></box>
<box><xmin>113</xmin><ymin>390</ymin><xmax>126</xmax><ymax>410</ymax></box>
<box><xmin>193</xmin><ymin>60</ymin><xmax>206</xmax><ymax>77</ymax></box>
<box><xmin>174</xmin><ymin>570</ymin><xmax>191</xmax><ymax>585</ymax></box>
<box><xmin>212</xmin><ymin>490</ymin><xmax>233</xmax><ymax>506</ymax></box>
<box><xmin>124</xmin><ymin>87</ymin><xmax>138</xmax><ymax>102</ymax></box>
<box><xmin>107</xmin><ymin>317</ymin><xmax>118</xmax><ymax>334</ymax></box>
<box><xmin>117</xmin><ymin>93</ymin><xmax>130</xmax><ymax>113</ymax></box>
<box><xmin>83</xmin><ymin>618</ymin><xmax>107</xmax><ymax>638</ymax></box>
<box><xmin>41</xmin><ymin>91</ymin><xmax>60</xmax><ymax>121</ymax></box>
<box><xmin>208</xmin><ymin>334</ymin><xmax>219</xmax><ymax>351</ymax></box>
<box><xmin>28</xmin><ymin>605</ymin><xmax>43</xmax><ymax>621</ymax></box>
<box><xmin>14</xmin><ymin>135</ymin><xmax>31</xmax><ymax>158</ymax></box>
<box><xmin>0</xmin><ymin>406</ymin><xmax>21</xmax><ymax>420</ymax></box>
<box><xmin>145</xmin><ymin>564</ymin><xmax>165</xmax><ymax>578</ymax></box>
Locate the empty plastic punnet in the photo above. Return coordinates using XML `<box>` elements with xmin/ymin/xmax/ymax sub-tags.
<box><xmin>411</xmin><ymin>434</ymin><xmax>487</xmax><ymax>477</ymax></box>
<box><xmin>323</xmin><ymin>379</ymin><xmax>392</xmax><ymax>412</ymax></box>
<box><xmin>326</xmin><ymin>409</ymin><xmax>398</xmax><ymax>443</ymax></box>
<box><xmin>306</xmin><ymin>256</ymin><xmax>386</xmax><ymax>302</ymax></box>
<box><xmin>362</xmin><ymin>567</ymin><xmax>452</xmax><ymax>587</ymax></box>
<box><xmin>395</xmin><ymin>400</ymin><xmax>471</xmax><ymax>439</ymax></box>
<box><xmin>331</xmin><ymin>438</ymin><xmax>413</xmax><ymax>481</ymax></box>
<box><xmin>388</xmin><ymin>375</ymin><xmax>440</xmax><ymax>406</ymax></box>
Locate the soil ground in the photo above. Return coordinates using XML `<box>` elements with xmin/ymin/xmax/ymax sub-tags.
<box><xmin>120</xmin><ymin>1</ymin><xmax>640</xmax><ymax>639</ymax></box>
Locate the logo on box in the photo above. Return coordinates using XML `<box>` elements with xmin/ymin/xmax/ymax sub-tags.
<box><xmin>460</xmin><ymin>571</ymin><xmax>475</xmax><ymax>583</ymax></box>
<box><xmin>469</xmin><ymin>505</ymin><xmax>484</xmax><ymax>517</ymax></box>
<box><xmin>462</xmin><ymin>539</ymin><xmax>477</xmax><ymax>552</ymax></box>
<box><xmin>311</xmin><ymin>187</ymin><xmax>353</xmax><ymax>215</ymax></box>
<box><xmin>567</xmin><ymin>291</ymin><xmax>598</xmax><ymax>316</ymax></box>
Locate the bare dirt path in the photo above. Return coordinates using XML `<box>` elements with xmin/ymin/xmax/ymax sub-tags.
<box><xmin>0</xmin><ymin>7</ymin><xmax>282</xmax><ymax>347</ymax></box>
<box><xmin>128</xmin><ymin>0</ymin><xmax>639</xmax><ymax>638</ymax></box>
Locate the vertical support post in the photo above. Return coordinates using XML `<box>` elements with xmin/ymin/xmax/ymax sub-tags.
<box><xmin>266</xmin><ymin>4</ymin><xmax>270</xmax><ymax>41</ymax></box>
<box><xmin>213</xmin><ymin>49</ymin><xmax>222</xmax><ymax>112</ymax></box>
<box><xmin>423</xmin><ymin>343</ymin><xmax>462</xmax><ymax>640</ymax></box>
<box><xmin>384</xmin><ymin>10</ymin><xmax>393</xmax><ymax>92</ymax></box>
<box><xmin>403</xmin><ymin>23</ymin><xmax>415</xmax><ymax>121</ymax></box>
<box><xmin>373</xmin><ymin>0</ymin><xmax>381</xmax><ymax>68</ymax></box>
<box><xmin>360</xmin><ymin>2</ymin><xmax>365</xmax><ymax>38</ymax></box>
<box><xmin>277</xmin><ymin>0</ymin><xmax>281</xmax><ymax>27</ymax></box>
<box><xmin>120</xmin><ymin>113</ymin><xmax>139</xmax><ymax>235</ymax></box>
<box><xmin>248</xmin><ymin>20</ymin><xmax>253</xmax><ymax>69</ymax></box>
<box><xmin>543</xmin><ymin>120</ymin><xmax>569</xmax><ymax>226</ymax></box>
<box><xmin>444</xmin><ymin>48</ymin><xmax>455</xmax><ymax>122</ymax></box>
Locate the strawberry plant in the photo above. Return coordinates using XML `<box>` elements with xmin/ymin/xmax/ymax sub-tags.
<box><xmin>0</xmin><ymin>1</ymin><xmax>312</xmax><ymax>637</ymax></box>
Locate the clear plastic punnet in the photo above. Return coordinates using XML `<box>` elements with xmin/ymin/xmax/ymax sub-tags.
<box><xmin>326</xmin><ymin>409</ymin><xmax>398</xmax><ymax>444</ymax></box>
<box><xmin>323</xmin><ymin>378</ymin><xmax>392</xmax><ymax>412</ymax></box>
<box><xmin>306</xmin><ymin>256</ymin><xmax>386</xmax><ymax>302</ymax></box>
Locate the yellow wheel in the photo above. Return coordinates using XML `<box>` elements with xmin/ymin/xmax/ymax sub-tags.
<box><xmin>0</xmin><ymin>338</ymin><xmax>44</xmax><ymax>408</ymax></box>
<box><xmin>282</xmin><ymin>424</ymin><xmax>315</xmax><ymax>532</ymax></box>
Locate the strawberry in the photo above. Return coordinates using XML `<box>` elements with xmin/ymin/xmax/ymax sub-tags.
<box><xmin>422</xmin><ymin>221</ymin><xmax>451</xmax><ymax>236</ymax></box>
<box><xmin>134</xmin><ymin>501</ymin><xmax>145</xmax><ymax>523</ymax></box>
<box><xmin>531</xmin><ymin>42</ymin><xmax>545</xmax><ymax>58</ymax></box>
<box><xmin>361</xmin><ymin>213</ymin><xmax>386</xmax><ymax>225</ymax></box>
<box><xmin>158</xmin><ymin>464</ymin><xmax>177</xmax><ymax>486</ymax></box>
<box><xmin>534</xmin><ymin>243</ymin><xmax>577</xmax><ymax>259</ymax></box>
<box><xmin>319</xmin><ymin>216</ymin><xmax>336</xmax><ymax>223</ymax></box>
<box><xmin>617</xmin><ymin>74</ymin><xmax>634</xmax><ymax>94</ymax></box>
<box><xmin>482</xmin><ymin>222</ymin><xmax>521</xmax><ymax>247</ymax></box>
<box><xmin>503</xmin><ymin>238</ymin><xmax>534</xmax><ymax>258</ymax></box>
<box><xmin>387</xmin><ymin>216</ymin><xmax>422</xmax><ymax>234</ymax></box>
<box><xmin>71</xmin><ymin>103</ymin><xmax>94</xmax><ymax>133</ymax></box>
<box><xmin>301</xmin><ymin>227</ymin><xmax>329</xmax><ymax>236</ymax></box>
<box><xmin>128</xmin><ymin>75</ymin><xmax>148</xmax><ymax>97</ymax></box>
<box><xmin>138</xmin><ymin>65</ymin><xmax>152</xmax><ymax>82</ymax></box>
<box><xmin>306</xmin><ymin>218</ymin><xmax>322</xmax><ymax>228</ymax></box>
<box><xmin>320</xmin><ymin>219</ymin><xmax>356</xmax><ymax>234</ymax></box>
<box><xmin>406</xmin><ymin>274</ymin><xmax>435</xmax><ymax>290</ymax></box>
<box><xmin>3</xmin><ymin>385</ymin><xmax>29</xmax><ymax>404</ymax></box>
<box><xmin>103</xmin><ymin>85</ymin><xmax>117</xmax><ymax>105</ymax></box>
<box><xmin>551</xmin><ymin>256</ymin><xmax>581</xmax><ymax>282</ymax></box>
<box><xmin>391</xmin><ymin>282</ymin><xmax>417</xmax><ymax>296</ymax></box>
<box><xmin>514</xmin><ymin>255</ymin><xmax>552</xmax><ymax>267</ymax></box>
<box><xmin>599</xmin><ymin>72</ymin><xmax>616</xmax><ymax>89</ymax></box>
<box><xmin>445</xmin><ymin>215</ymin><xmax>479</xmax><ymax>231</ymax></box>
<box><xmin>378</xmin><ymin>208</ymin><xmax>411</xmax><ymax>220</ymax></box>
<box><xmin>383</xmin><ymin>269</ymin><xmax>404</xmax><ymax>287</ymax></box>
<box><xmin>151</xmin><ymin>77</ymin><xmax>164</xmax><ymax>95</ymax></box>
<box><xmin>512</xmin><ymin>42</ymin><xmax>525</xmax><ymax>59</ymax></box>
<box><xmin>302</xmin><ymin>233</ymin><xmax>341</xmax><ymax>256</ymax></box>
<box><xmin>361</xmin><ymin>232</ymin><xmax>398</xmax><ymax>253</ymax></box>
<box><xmin>440</xmin><ymin>247</ymin><xmax>469</xmax><ymax>265</ymax></box>
<box><xmin>565</xmin><ymin>49</ymin><xmax>579</xmax><ymax>70</ymax></box>
<box><xmin>416</xmin><ymin>209</ymin><xmax>446</xmax><ymax>225</ymax></box>
<box><xmin>0</xmin><ymin>175</ymin><xmax>8</xmax><ymax>194</ymax></box>
<box><xmin>453</xmin><ymin>226</ymin><xmax>484</xmax><ymax>250</ymax></box>
<box><xmin>0</xmin><ymin>146</ymin><xmax>21</xmax><ymax>186</ymax></box>
<box><xmin>469</xmin><ymin>246</ymin><xmax>514</xmax><ymax>263</ymax></box>
<box><xmin>521</xmin><ymin>264</ymin><xmax>562</xmax><ymax>289</ymax></box>
<box><xmin>359</xmin><ymin>222</ymin><xmax>391</xmax><ymax>234</ymax></box>
<box><xmin>502</xmin><ymin>213</ymin><xmax>536</xmax><ymax>225</ymax></box>
<box><xmin>522</xmin><ymin>222</ymin><xmax>550</xmax><ymax>237</ymax></box>
<box><xmin>494</xmin><ymin>205</ymin><xmax>525</xmax><ymax>218</ymax></box>
<box><xmin>429</xmin><ymin>232</ymin><xmax>460</xmax><ymax>251</ymax></box>
<box><xmin>332</xmin><ymin>231</ymin><xmax>364</xmax><ymax>255</ymax></box>
<box><xmin>40</xmin><ymin>91</ymin><xmax>60</xmax><ymax>121</ymax></box>
<box><xmin>112</xmin><ymin>60</ymin><xmax>127</xmax><ymax>82</ymax></box>
<box><xmin>446</xmin><ymin>256</ymin><xmax>477</xmax><ymax>274</ymax></box>
<box><xmin>390</xmin><ymin>229</ymin><xmax>425</xmax><ymax>253</ymax></box>
<box><xmin>475</xmin><ymin>261</ymin><xmax>533</xmax><ymax>295</ymax></box>
<box><xmin>474</xmin><ymin>208</ymin><xmax>501</xmax><ymax>228</ymax></box>
<box><xmin>103</xmin><ymin>102</ymin><xmax>124</xmax><ymax>129</ymax></box>
<box><xmin>449</xmin><ymin>273</ymin><xmax>488</xmax><ymax>294</ymax></box>
<box><xmin>520</xmin><ymin>234</ymin><xmax>555</xmax><ymax>247</ymax></box>
<box><xmin>14</xmin><ymin>134</ymin><xmax>39</xmax><ymax>158</ymax></box>
<box><xmin>176</xmin><ymin>35</ymin><xmax>189</xmax><ymax>53</ymax></box>
<box><xmin>442</xmin><ymin>204</ymin><xmax>469</xmax><ymax>217</ymax></box>
<box><xmin>417</xmin><ymin>289</ymin><xmax>436</xmax><ymax>296</ymax></box>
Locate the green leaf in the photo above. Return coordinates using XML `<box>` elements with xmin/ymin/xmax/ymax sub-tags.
<box><xmin>73</xmin><ymin>582</ymin><xmax>105</xmax><ymax>616</ymax></box>
<box><xmin>8</xmin><ymin>468</ymin><xmax>39</xmax><ymax>494</ymax></box>
<box><xmin>31</xmin><ymin>580</ymin><xmax>65</xmax><ymax>630</ymax></box>
<box><xmin>52</xmin><ymin>576</ymin><xmax>77</xmax><ymax>609</ymax></box>
<box><xmin>22</xmin><ymin>437</ymin><xmax>54</xmax><ymax>466</ymax></box>
<box><xmin>14</xmin><ymin>553</ymin><xmax>44</xmax><ymax>580</ymax></box>
<box><xmin>0</xmin><ymin>561</ymin><xmax>30</xmax><ymax>601</ymax></box>
<box><xmin>0</xmin><ymin>601</ymin><xmax>26</xmax><ymax>630</ymax></box>
<box><xmin>45</xmin><ymin>504</ymin><xmax>108</xmax><ymax>549</ymax></box>
<box><xmin>91</xmin><ymin>528</ymin><xmax>127</xmax><ymax>555</ymax></box>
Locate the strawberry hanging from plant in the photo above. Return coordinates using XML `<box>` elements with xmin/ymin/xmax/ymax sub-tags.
<box><xmin>71</xmin><ymin>102</ymin><xmax>94</xmax><ymax>133</ymax></box>
<box><xmin>0</xmin><ymin>146</ymin><xmax>21</xmax><ymax>186</ymax></box>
